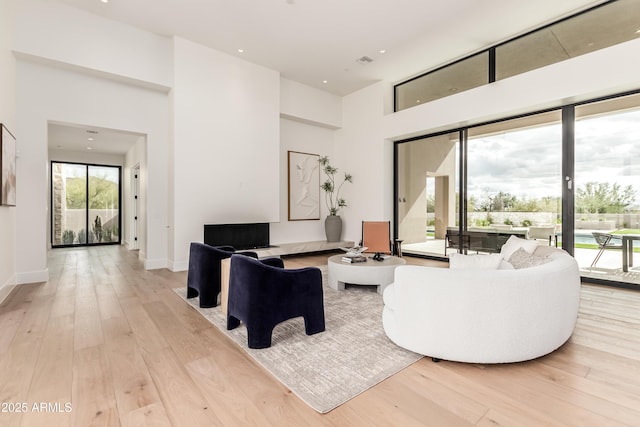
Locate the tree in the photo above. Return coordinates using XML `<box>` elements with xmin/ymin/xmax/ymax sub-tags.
<box><xmin>477</xmin><ymin>191</ymin><xmax>516</xmax><ymax>212</ymax></box>
<box><xmin>64</xmin><ymin>175</ymin><xmax>119</xmax><ymax>210</ymax></box>
<box><xmin>576</xmin><ymin>182</ymin><xmax>635</xmax><ymax>214</ymax></box>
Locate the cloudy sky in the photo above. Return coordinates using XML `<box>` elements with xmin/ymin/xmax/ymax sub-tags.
<box><xmin>465</xmin><ymin>109</ymin><xmax>640</xmax><ymax>203</ymax></box>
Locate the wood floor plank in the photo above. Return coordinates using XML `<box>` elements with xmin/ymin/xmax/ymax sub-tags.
<box><xmin>0</xmin><ymin>307</ymin><xmax>27</xmax><ymax>355</ymax></box>
<box><xmin>20</xmin><ymin>313</ymin><xmax>74</xmax><ymax>427</ymax></box>
<box><xmin>0</xmin><ymin>292</ymin><xmax>54</xmax><ymax>427</ymax></box>
<box><xmin>71</xmin><ymin>345</ymin><xmax>120</xmax><ymax>427</ymax></box>
<box><xmin>101</xmin><ymin>316</ymin><xmax>168</xmax><ymax>423</ymax></box>
<box><xmin>143</xmin><ymin>300</ymin><xmax>212</xmax><ymax>364</ymax></box>
<box><xmin>140</xmin><ymin>346</ymin><xmax>220</xmax><ymax>427</ymax></box>
<box><xmin>0</xmin><ymin>246</ymin><xmax>639</xmax><ymax>426</ymax></box>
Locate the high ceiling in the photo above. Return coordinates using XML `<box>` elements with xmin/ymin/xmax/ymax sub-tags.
<box><xmin>49</xmin><ymin>0</ymin><xmax>608</xmax><ymax>154</ymax></box>
<box><xmin>58</xmin><ymin>0</ymin><xmax>606</xmax><ymax>96</ymax></box>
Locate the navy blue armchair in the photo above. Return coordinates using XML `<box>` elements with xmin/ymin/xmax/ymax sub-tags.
<box><xmin>226</xmin><ymin>254</ymin><xmax>325</xmax><ymax>349</ymax></box>
<box><xmin>186</xmin><ymin>242</ymin><xmax>256</xmax><ymax>308</ymax></box>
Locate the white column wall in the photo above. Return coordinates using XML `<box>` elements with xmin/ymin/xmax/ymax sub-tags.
<box><xmin>334</xmin><ymin>82</ymin><xmax>395</xmax><ymax>244</ymax></box>
<box><xmin>0</xmin><ymin>0</ymin><xmax>17</xmax><ymax>302</ymax></box>
<box><xmin>170</xmin><ymin>37</ymin><xmax>281</xmax><ymax>271</ymax></box>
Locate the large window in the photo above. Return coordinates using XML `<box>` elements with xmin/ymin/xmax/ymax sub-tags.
<box><xmin>496</xmin><ymin>0</ymin><xmax>639</xmax><ymax>80</ymax></box>
<box><xmin>395</xmin><ymin>0</ymin><xmax>640</xmax><ymax>112</ymax></box>
<box><xmin>51</xmin><ymin>162</ymin><xmax>121</xmax><ymax>247</ymax></box>
<box><xmin>395</xmin><ymin>53</ymin><xmax>488</xmax><ymax>112</ymax></box>
<box><xmin>395</xmin><ymin>91</ymin><xmax>640</xmax><ymax>288</ymax></box>
<box><xmin>467</xmin><ymin>112</ymin><xmax>562</xmax><ymax>235</ymax></box>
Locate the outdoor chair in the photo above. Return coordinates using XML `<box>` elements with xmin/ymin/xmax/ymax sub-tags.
<box><xmin>590</xmin><ymin>232</ymin><xmax>623</xmax><ymax>267</ymax></box>
<box><xmin>529</xmin><ymin>225</ymin><xmax>558</xmax><ymax>247</ymax></box>
<box><xmin>445</xmin><ymin>228</ymin><xmax>471</xmax><ymax>255</ymax></box>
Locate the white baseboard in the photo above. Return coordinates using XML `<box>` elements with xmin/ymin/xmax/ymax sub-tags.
<box><xmin>16</xmin><ymin>269</ymin><xmax>49</xmax><ymax>285</ymax></box>
<box><xmin>144</xmin><ymin>258</ymin><xmax>168</xmax><ymax>270</ymax></box>
<box><xmin>170</xmin><ymin>260</ymin><xmax>188</xmax><ymax>272</ymax></box>
<box><xmin>0</xmin><ymin>275</ymin><xmax>17</xmax><ymax>304</ymax></box>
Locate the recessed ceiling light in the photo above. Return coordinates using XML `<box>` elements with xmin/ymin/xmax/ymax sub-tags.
<box><xmin>100</xmin><ymin>0</ymin><xmax>108</xmax><ymax>3</ymax></box>
<box><xmin>379</xmin><ymin>49</ymin><xmax>386</xmax><ymax>54</ymax></box>
<box><xmin>237</xmin><ymin>48</ymin><xmax>244</xmax><ymax>53</ymax></box>
<box><xmin>322</xmin><ymin>80</ymin><xmax>328</xmax><ymax>84</ymax></box>
<box><xmin>88</xmin><ymin>137</ymin><xmax>94</xmax><ymax>141</ymax></box>
<box><xmin>635</xmin><ymin>28</ymin><xmax>640</xmax><ymax>34</ymax></box>
<box><xmin>87</xmin><ymin>147</ymin><xmax>93</xmax><ymax>150</ymax></box>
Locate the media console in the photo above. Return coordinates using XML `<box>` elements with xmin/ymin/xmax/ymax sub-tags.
<box><xmin>204</xmin><ymin>223</ymin><xmax>271</xmax><ymax>250</ymax></box>
<box><xmin>203</xmin><ymin>223</ymin><xmax>353</xmax><ymax>258</ymax></box>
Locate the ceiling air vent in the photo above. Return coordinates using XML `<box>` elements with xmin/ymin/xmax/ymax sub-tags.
<box><xmin>356</xmin><ymin>56</ymin><xmax>374</xmax><ymax>64</ymax></box>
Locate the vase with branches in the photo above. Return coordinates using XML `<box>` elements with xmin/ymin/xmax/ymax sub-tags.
<box><xmin>319</xmin><ymin>156</ymin><xmax>352</xmax><ymax>215</ymax></box>
<box><xmin>318</xmin><ymin>156</ymin><xmax>352</xmax><ymax>241</ymax></box>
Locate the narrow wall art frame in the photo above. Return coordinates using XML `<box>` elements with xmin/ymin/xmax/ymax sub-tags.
<box><xmin>287</xmin><ymin>150</ymin><xmax>320</xmax><ymax>221</ymax></box>
<box><xmin>0</xmin><ymin>123</ymin><xmax>16</xmax><ymax>206</ymax></box>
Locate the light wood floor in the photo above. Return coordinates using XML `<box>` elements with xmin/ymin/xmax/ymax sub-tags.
<box><xmin>1</xmin><ymin>246</ymin><xmax>639</xmax><ymax>426</ymax></box>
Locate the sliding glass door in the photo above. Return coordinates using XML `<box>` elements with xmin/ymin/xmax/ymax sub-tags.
<box><xmin>574</xmin><ymin>93</ymin><xmax>640</xmax><ymax>284</ymax></box>
<box><xmin>466</xmin><ymin>112</ymin><xmax>562</xmax><ymax>241</ymax></box>
<box><xmin>397</xmin><ymin>132</ymin><xmax>460</xmax><ymax>257</ymax></box>
<box><xmin>51</xmin><ymin>162</ymin><xmax>121</xmax><ymax>247</ymax></box>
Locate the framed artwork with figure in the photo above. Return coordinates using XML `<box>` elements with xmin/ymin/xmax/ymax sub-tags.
<box><xmin>1</xmin><ymin>124</ymin><xmax>16</xmax><ymax>206</ymax></box>
<box><xmin>288</xmin><ymin>151</ymin><xmax>320</xmax><ymax>221</ymax></box>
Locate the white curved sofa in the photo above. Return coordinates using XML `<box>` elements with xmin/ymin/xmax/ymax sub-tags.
<box><xmin>382</xmin><ymin>248</ymin><xmax>581</xmax><ymax>363</ymax></box>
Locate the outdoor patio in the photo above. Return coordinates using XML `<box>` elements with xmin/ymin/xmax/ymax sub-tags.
<box><xmin>402</xmin><ymin>239</ymin><xmax>640</xmax><ymax>286</ymax></box>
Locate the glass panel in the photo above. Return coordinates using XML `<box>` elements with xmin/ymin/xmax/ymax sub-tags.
<box><xmin>466</xmin><ymin>112</ymin><xmax>562</xmax><ymax>252</ymax></box>
<box><xmin>575</xmin><ymin>93</ymin><xmax>640</xmax><ymax>286</ymax></box>
<box><xmin>88</xmin><ymin>165</ymin><xmax>120</xmax><ymax>244</ymax></box>
<box><xmin>496</xmin><ymin>0</ymin><xmax>640</xmax><ymax>80</ymax></box>
<box><xmin>52</xmin><ymin>163</ymin><xmax>87</xmax><ymax>246</ymax></box>
<box><xmin>397</xmin><ymin>132</ymin><xmax>460</xmax><ymax>257</ymax></box>
<box><xmin>395</xmin><ymin>52</ymin><xmax>488</xmax><ymax>111</ymax></box>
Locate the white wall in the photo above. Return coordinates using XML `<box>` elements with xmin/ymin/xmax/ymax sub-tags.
<box><xmin>170</xmin><ymin>37</ymin><xmax>281</xmax><ymax>270</ymax></box>
<box><xmin>335</xmin><ymin>82</ymin><xmax>395</xmax><ymax>244</ymax></box>
<box><xmin>270</xmin><ymin>118</ymin><xmax>334</xmax><ymax>244</ymax></box>
<box><xmin>280</xmin><ymin>78</ymin><xmax>342</xmax><ymax>129</ymax></box>
<box><xmin>14</xmin><ymin>0</ymin><xmax>172</xmax><ymax>90</ymax></box>
<box><xmin>16</xmin><ymin>60</ymin><xmax>170</xmax><ymax>281</ymax></box>
<box><xmin>0</xmin><ymin>0</ymin><xmax>17</xmax><ymax>302</ymax></box>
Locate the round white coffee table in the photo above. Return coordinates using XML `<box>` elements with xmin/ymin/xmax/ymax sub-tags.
<box><xmin>327</xmin><ymin>254</ymin><xmax>406</xmax><ymax>294</ymax></box>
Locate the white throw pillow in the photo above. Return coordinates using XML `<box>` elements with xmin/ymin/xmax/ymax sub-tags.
<box><xmin>449</xmin><ymin>253</ymin><xmax>504</xmax><ymax>270</ymax></box>
<box><xmin>508</xmin><ymin>247</ymin><xmax>551</xmax><ymax>269</ymax></box>
<box><xmin>500</xmin><ymin>235</ymin><xmax>539</xmax><ymax>261</ymax></box>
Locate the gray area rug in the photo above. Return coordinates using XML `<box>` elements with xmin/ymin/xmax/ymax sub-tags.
<box><xmin>174</xmin><ymin>266</ymin><xmax>422</xmax><ymax>413</ymax></box>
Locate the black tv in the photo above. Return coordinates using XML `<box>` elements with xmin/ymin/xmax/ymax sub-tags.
<box><xmin>204</xmin><ymin>223</ymin><xmax>270</xmax><ymax>250</ymax></box>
